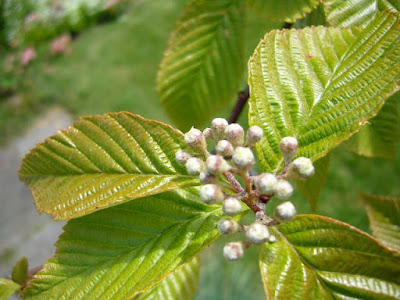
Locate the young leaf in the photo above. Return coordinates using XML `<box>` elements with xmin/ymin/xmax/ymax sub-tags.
<box><xmin>19</xmin><ymin>112</ymin><xmax>200</xmax><ymax>220</ymax></box>
<box><xmin>324</xmin><ymin>0</ymin><xmax>399</xmax><ymax>28</ymax></box>
<box><xmin>134</xmin><ymin>257</ymin><xmax>200</xmax><ymax>300</ymax></box>
<box><xmin>0</xmin><ymin>278</ymin><xmax>20</xmax><ymax>300</ymax></box>
<box><xmin>296</xmin><ymin>154</ymin><xmax>331</xmax><ymax>211</ymax></box>
<box><xmin>361</xmin><ymin>193</ymin><xmax>400</xmax><ymax>252</ymax></box>
<box><xmin>248</xmin><ymin>12</ymin><xmax>400</xmax><ymax>173</ymax></box>
<box><xmin>259</xmin><ymin>215</ymin><xmax>400</xmax><ymax>299</ymax></box>
<box><xmin>22</xmin><ymin>189</ymin><xmax>240</xmax><ymax>299</ymax></box>
<box><xmin>343</xmin><ymin>92</ymin><xmax>399</xmax><ymax>159</ymax></box>
<box><xmin>248</xmin><ymin>0</ymin><xmax>320</xmax><ymax>23</ymax></box>
<box><xmin>11</xmin><ymin>256</ymin><xmax>28</xmax><ymax>287</ymax></box>
<box><xmin>157</xmin><ymin>0</ymin><xmax>246</xmax><ymax>131</ymax></box>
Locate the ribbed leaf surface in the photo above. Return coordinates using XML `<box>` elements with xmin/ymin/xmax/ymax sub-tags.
<box><xmin>157</xmin><ymin>0</ymin><xmax>246</xmax><ymax>131</ymax></box>
<box><xmin>324</xmin><ymin>0</ymin><xmax>399</xmax><ymax>28</ymax></box>
<box><xmin>19</xmin><ymin>112</ymin><xmax>200</xmax><ymax>220</ymax></box>
<box><xmin>259</xmin><ymin>215</ymin><xmax>400</xmax><ymax>299</ymax></box>
<box><xmin>362</xmin><ymin>193</ymin><xmax>400</xmax><ymax>252</ymax></box>
<box><xmin>134</xmin><ymin>257</ymin><xmax>200</xmax><ymax>300</ymax></box>
<box><xmin>344</xmin><ymin>92</ymin><xmax>399</xmax><ymax>159</ymax></box>
<box><xmin>248</xmin><ymin>12</ymin><xmax>400</xmax><ymax>173</ymax></box>
<box><xmin>248</xmin><ymin>0</ymin><xmax>320</xmax><ymax>22</ymax></box>
<box><xmin>22</xmin><ymin>189</ymin><xmax>226</xmax><ymax>300</ymax></box>
<box><xmin>297</xmin><ymin>154</ymin><xmax>331</xmax><ymax>211</ymax></box>
<box><xmin>0</xmin><ymin>278</ymin><xmax>20</xmax><ymax>300</ymax></box>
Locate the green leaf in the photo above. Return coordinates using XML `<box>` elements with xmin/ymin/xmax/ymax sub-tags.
<box><xmin>19</xmin><ymin>112</ymin><xmax>200</xmax><ymax>220</ymax></box>
<box><xmin>361</xmin><ymin>193</ymin><xmax>400</xmax><ymax>252</ymax></box>
<box><xmin>324</xmin><ymin>0</ymin><xmax>399</xmax><ymax>28</ymax></box>
<box><xmin>297</xmin><ymin>154</ymin><xmax>331</xmax><ymax>211</ymax></box>
<box><xmin>294</xmin><ymin>4</ymin><xmax>327</xmax><ymax>28</ymax></box>
<box><xmin>248</xmin><ymin>0</ymin><xmax>320</xmax><ymax>23</ymax></box>
<box><xmin>11</xmin><ymin>256</ymin><xmax>28</xmax><ymax>287</ymax></box>
<box><xmin>134</xmin><ymin>257</ymin><xmax>200</xmax><ymax>300</ymax></box>
<box><xmin>22</xmin><ymin>189</ymin><xmax>239</xmax><ymax>299</ymax></box>
<box><xmin>343</xmin><ymin>92</ymin><xmax>399</xmax><ymax>159</ymax></box>
<box><xmin>259</xmin><ymin>215</ymin><xmax>400</xmax><ymax>299</ymax></box>
<box><xmin>157</xmin><ymin>0</ymin><xmax>246</xmax><ymax>131</ymax></box>
<box><xmin>248</xmin><ymin>12</ymin><xmax>400</xmax><ymax>173</ymax></box>
<box><xmin>0</xmin><ymin>278</ymin><xmax>20</xmax><ymax>300</ymax></box>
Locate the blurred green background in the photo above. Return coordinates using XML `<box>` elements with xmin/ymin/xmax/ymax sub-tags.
<box><xmin>1</xmin><ymin>0</ymin><xmax>399</xmax><ymax>299</ymax></box>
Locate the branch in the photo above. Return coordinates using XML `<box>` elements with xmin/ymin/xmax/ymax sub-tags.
<box><xmin>228</xmin><ymin>86</ymin><xmax>249</xmax><ymax>124</ymax></box>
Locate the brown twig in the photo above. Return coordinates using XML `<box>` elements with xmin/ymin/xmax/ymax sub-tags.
<box><xmin>228</xmin><ymin>86</ymin><xmax>250</xmax><ymax>124</ymax></box>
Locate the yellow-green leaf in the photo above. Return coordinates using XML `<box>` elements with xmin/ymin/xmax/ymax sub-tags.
<box><xmin>248</xmin><ymin>0</ymin><xmax>320</xmax><ymax>23</ymax></box>
<box><xmin>19</xmin><ymin>112</ymin><xmax>200</xmax><ymax>220</ymax></box>
<box><xmin>11</xmin><ymin>256</ymin><xmax>28</xmax><ymax>287</ymax></box>
<box><xmin>157</xmin><ymin>0</ymin><xmax>246</xmax><ymax>131</ymax></box>
<box><xmin>248</xmin><ymin>12</ymin><xmax>400</xmax><ymax>173</ymax></box>
<box><xmin>259</xmin><ymin>215</ymin><xmax>400</xmax><ymax>299</ymax></box>
<box><xmin>362</xmin><ymin>193</ymin><xmax>400</xmax><ymax>252</ymax></box>
<box><xmin>22</xmin><ymin>189</ymin><xmax>236</xmax><ymax>300</ymax></box>
<box><xmin>0</xmin><ymin>278</ymin><xmax>20</xmax><ymax>300</ymax></box>
<box><xmin>134</xmin><ymin>257</ymin><xmax>200</xmax><ymax>300</ymax></box>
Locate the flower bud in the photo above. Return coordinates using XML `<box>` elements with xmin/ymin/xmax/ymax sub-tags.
<box><xmin>199</xmin><ymin>171</ymin><xmax>216</xmax><ymax>184</ymax></box>
<box><xmin>203</xmin><ymin>128</ymin><xmax>213</xmax><ymax>140</ymax></box>
<box><xmin>279</xmin><ymin>136</ymin><xmax>299</xmax><ymax>162</ymax></box>
<box><xmin>224</xmin><ymin>123</ymin><xmax>244</xmax><ymax>147</ymax></box>
<box><xmin>246</xmin><ymin>223</ymin><xmax>270</xmax><ymax>244</ymax></box>
<box><xmin>289</xmin><ymin>157</ymin><xmax>315</xmax><ymax>179</ymax></box>
<box><xmin>184</xmin><ymin>127</ymin><xmax>207</xmax><ymax>155</ymax></box>
<box><xmin>246</xmin><ymin>125</ymin><xmax>263</xmax><ymax>146</ymax></box>
<box><xmin>216</xmin><ymin>140</ymin><xmax>234</xmax><ymax>157</ymax></box>
<box><xmin>200</xmin><ymin>184</ymin><xmax>224</xmax><ymax>203</ymax></box>
<box><xmin>223</xmin><ymin>197</ymin><xmax>242</xmax><ymax>216</ymax></box>
<box><xmin>211</xmin><ymin>118</ymin><xmax>228</xmax><ymax>141</ymax></box>
<box><xmin>275</xmin><ymin>201</ymin><xmax>296</xmax><ymax>221</ymax></box>
<box><xmin>255</xmin><ymin>173</ymin><xmax>277</xmax><ymax>195</ymax></box>
<box><xmin>268</xmin><ymin>235</ymin><xmax>277</xmax><ymax>243</ymax></box>
<box><xmin>175</xmin><ymin>149</ymin><xmax>192</xmax><ymax>165</ymax></box>
<box><xmin>185</xmin><ymin>157</ymin><xmax>204</xmax><ymax>175</ymax></box>
<box><xmin>232</xmin><ymin>147</ymin><xmax>255</xmax><ymax>170</ymax></box>
<box><xmin>218</xmin><ymin>218</ymin><xmax>240</xmax><ymax>234</ymax></box>
<box><xmin>223</xmin><ymin>242</ymin><xmax>244</xmax><ymax>261</ymax></box>
<box><xmin>275</xmin><ymin>179</ymin><xmax>293</xmax><ymax>200</ymax></box>
<box><xmin>206</xmin><ymin>155</ymin><xmax>231</xmax><ymax>174</ymax></box>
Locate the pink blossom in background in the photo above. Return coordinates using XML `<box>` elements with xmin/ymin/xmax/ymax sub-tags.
<box><xmin>21</xmin><ymin>47</ymin><xmax>36</xmax><ymax>66</ymax></box>
<box><xmin>51</xmin><ymin>34</ymin><xmax>72</xmax><ymax>56</ymax></box>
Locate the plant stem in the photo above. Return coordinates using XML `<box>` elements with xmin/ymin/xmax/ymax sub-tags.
<box><xmin>228</xmin><ymin>86</ymin><xmax>250</xmax><ymax>124</ymax></box>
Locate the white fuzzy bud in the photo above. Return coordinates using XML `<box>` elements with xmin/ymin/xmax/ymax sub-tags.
<box><xmin>218</xmin><ymin>218</ymin><xmax>240</xmax><ymax>234</ymax></box>
<box><xmin>232</xmin><ymin>147</ymin><xmax>255</xmax><ymax>170</ymax></box>
<box><xmin>268</xmin><ymin>235</ymin><xmax>277</xmax><ymax>243</ymax></box>
<box><xmin>206</xmin><ymin>155</ymin><xmax>231</xmax><ymax>174</ymax></box>
<box><xmin>200</xmin><ymin>184</ymin><xmax>224</xmax><ymax>203</ymax></box>
<box><xmin>199</xmin><ymin>171</ymin><xmax>216</xmax><ymax>184</ymax></box>
<box><xmin>211</xmin><ymin>118</ymin><xmax>229</xmax><ymax>140</ymax></box>
<box><xmin>255</xmin><ymin>173</ymin><xmax>277</xmax><ymax>195</ymax></box>
<box><xmin>275</xmin><ymin>179</ymin><xmax>293</xmax><ymax>200</ymax></box>
<box><xmin>216</xmin><ymin>140</ymin><xmax>234</xmax><ymax>157</ymax></box>
<box><xmin>185</xmin><ymin>157</ymin><xmax>204</xmax><ymax>175</ymax></box>
<box><xmin>289</xmin><ymin>157</ymin><xmax>315</xmax><ymax>179</ymax></box>
<box><xmin>184</xmin><ymin>127</ymin><xmax>207</xmax><ymax>155</ymax></box>
<box><xmin>223</xmin><ymin>197</ymin><xmax>242</xmax><ymax>216</ymax></box>
<box><xmin>275</xmin><ymin>201</ymin><xmax>296</xmax><ymax>221</ymax></box>
<box><xmin>175</xmin><ymin>150</ymin><xmax>192</xmax><ymax>165</ymax></box>
<box><xmin>246</xmin><ymin>125</ymin><xmax>263</xmax><ymax>146</ymax></box>
<box><xmin>223</xmin><ymin>242</ymin><xmax>244</xmax><ymax>261</ymax></box>
<box><xmin>246</xmin><ymin>223</ymin><xmax>270</xmax><ymax>244</ymax></box>
<box><xmin>280</xmin><ymin>136</ymin><xmax>299</xmax><ymax>162</ymax></box>
<box><xmin>224</xmin><ymin>123</ymin><xmax>245</xmax><ymax>147</ymax></box>
<box><xmin>203</xmin><ymin>128</ymin><xmax>213</xmax><ymax>139</ymax></box>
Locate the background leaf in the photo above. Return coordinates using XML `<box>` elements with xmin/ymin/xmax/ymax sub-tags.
<box><xmin>259</xmin><ymin>215</ymin><xmax>400</xmax><ymax>299</ymax></box>
<box><xmin>134</xmin><ymin>257</ymin><xmax>200</xmax><ymax>300</ymax></box>
<box><xmin>361</xmin><ymin>193</ymin><xmax>400</xmax><ymax>252</ymax></box>
<box><xmin>157</xmin><ymin>0</ymin><xmax>246</xmax><ymax>131</ymax></box>
<box><xmin>248</xmin><ymin>0</ymin><xmax>320</xmax><ymax>23</ymax></box>
<box><xmin>248</xmin><ymin>12</ymin><xmax>400</xmax><ymax>173</ymax></box>
<box><xmin>19</xmin><ymin>112</ymin><xmax>199</xmax><ymax>220</ymax></box>
<box><xmin>294</xmin><ymin>3</ymin><xmax>327</xmax><ymax>28</ymax></box>
<box><xmin>324</xmin><ymin>0</ymin><xmax>399</xmax><ymax>28</ymax></box>
<box><xmin>11</xmin><ymin>256</ymin><xmax>28</xmax><ymax>287</ymax></box>
<box><xmin>0</xmin><ymin>278</ymin><xmax>20</xmax><ymax>300</ymax></box>
<box><xmin>343</xmin><ymin>92</ymin><xmax>399</xmax><ymax>159</ymax></box>
<box><xmin>22</xmin><ymin>189</ymin><xmax>234</xmax><ymax>300</ymax></box>
<box><xmin>297</xmin><ymin>154</ymin><xmax>331</xmax><ymax>211</ymax></box>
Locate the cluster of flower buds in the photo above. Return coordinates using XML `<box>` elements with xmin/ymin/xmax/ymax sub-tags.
<box><xmin>175</xmin><ymin>118</ymin><xmax>315</xmax><ymax>261</ymax></box>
